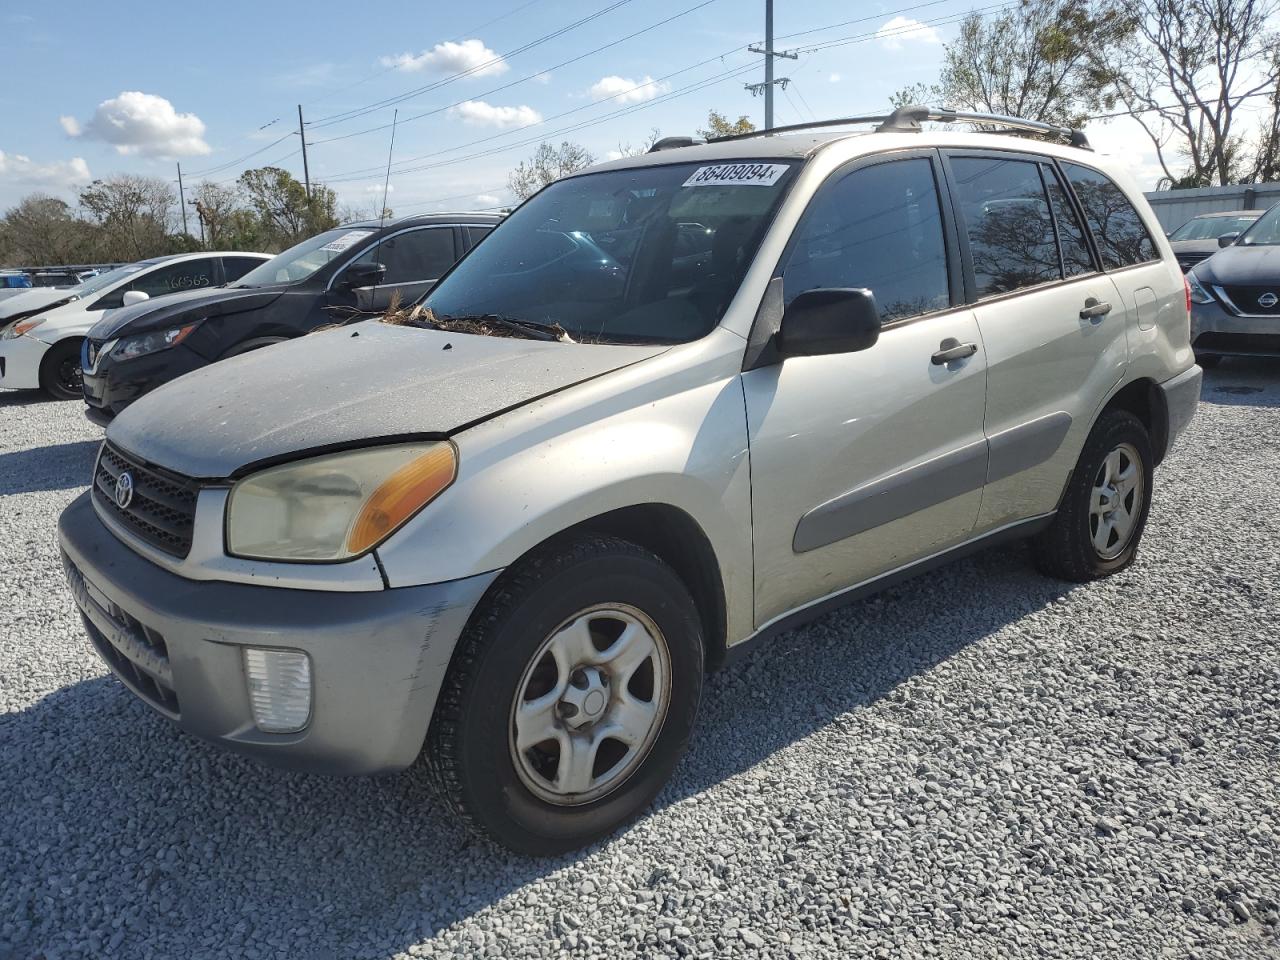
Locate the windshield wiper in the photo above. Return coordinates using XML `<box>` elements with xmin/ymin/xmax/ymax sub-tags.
<box><xmin>431</xmin><ymin>313</ymin><xmax>568</xmax><ymax>342</ymax></box>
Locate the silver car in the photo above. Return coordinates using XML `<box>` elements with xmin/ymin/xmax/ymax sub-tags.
<box><xmin>58</xmin><ymin>107</ymin><xmax>1201</xmax><ymax>854</ymax></box>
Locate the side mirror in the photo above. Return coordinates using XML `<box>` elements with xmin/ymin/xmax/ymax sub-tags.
<box><xmin>338</xmin><ymin>262</ymin><xmax>386</xmax><ymax>290</ymax></box>
<box><xmin>121</xmin><ymin>290</ymin><xmax>150</xmax><ymax>307</ymax></box>
<box><xmin>778</xmin><ymin>288</ymin><xmax>881</xmax><ymax>358</ymax></box>
<box><xmin>1218</xmin><ymin>232</ymin><xmax>1241</xmax><ymax>248</ymax></box>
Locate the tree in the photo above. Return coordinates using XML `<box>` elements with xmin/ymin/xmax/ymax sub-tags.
<box><xmin>893</xmin><ymin>0</ymin><xmax>1128</xmax><ymax>129</ymax></box>
<box><xmin>191</xmin><ymin>181</ymin><xmax>242</xmax><ymax>248</ymax></box>
<box><xmin>508</xmin><ymin>141</ymin><xmax>596</xmax><ymax>200</ymax></box>
<box><xmin>238</xmin><ymin>167</ymin><xmax>338</xmax><ymax>248</ymax></box>
<box><xmin>697</xmin><ymin>110</ymin><xmax>756</xmax><ymax>140</ymax></box>
<box><xmin>0</xmin><ymin>196</ymin><xmax>94</xmax><ymax>265</ymax></box>
<box><xmin>78</xmin><ymin>175</ymin><xmax>177</xmax><ymax>261</ymax></box>
<box><xmin>1104</xmin><ymin>0</ymin><xmax>1280</xmax><ymax>186</ymax></box>
<box><xmin>610</xmin><ymin>128</ymin><xmax>662</xmax><ymax>158</ymax></box>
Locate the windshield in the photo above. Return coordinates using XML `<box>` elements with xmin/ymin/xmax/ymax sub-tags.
<box><xmin>70</xmin><ymin>263</ymin><xmax>146</xmax><ymax>298</ymax></box>
<box><xmin>234</xmin><ymin>227</ymin><xmax>377</xmax><ymax>287</ymax></box>
<box><xmin>1170</xmin><ymin>215</ymin><xmax>1258</xmax><ymax>241</ymax></box>
<box><xmin>1238</xmin><ymin>205</ymin><xmax>1280</xmax><ymax>246</ymax></box>
<box><xmin>424</xmin><ymin>160</ymin><xmax>798</xmax><ymax>344</ymax></box>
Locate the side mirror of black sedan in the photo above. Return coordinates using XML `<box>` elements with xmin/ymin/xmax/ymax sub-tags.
<box><xmin>1218</xmin><ymin>232</ymin><xmax>1241</xmax><ymax>248</ymax></box>
<box><xmin>338</xmin><ymin>262</ymin><xmax>387</xmax><ymax>290</ymax></box>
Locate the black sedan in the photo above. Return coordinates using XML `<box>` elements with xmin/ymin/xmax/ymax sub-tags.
<box><xmin>81</xmin><ymin>213</ymin><xmax>502</xmax><ymax>423</ymax></box>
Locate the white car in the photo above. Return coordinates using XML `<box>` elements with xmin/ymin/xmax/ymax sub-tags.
<box><xmin>0</xmin><ymin>251</ymin><xmax>268</xmax><ymax>399</ymax></box>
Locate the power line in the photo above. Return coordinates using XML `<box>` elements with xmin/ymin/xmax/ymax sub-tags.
<box><xmin>309</xmin><ymin>0</ymin><xmax>638</xmax><ymax>129</ymax></box>
<box><xmin>308</xmin><ymin>0</ymin><xmax>721</xmax><ymax>147</ymax></box>
<box><xmin>185</xmin><ymin>132</ymin><xmax>296</xmax><ymax>178</ymax></box>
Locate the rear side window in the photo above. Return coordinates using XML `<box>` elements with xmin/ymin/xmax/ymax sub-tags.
<box><xmin>950</xmin><ymin>156</ymin><xmax>1060</xmax><ymax>297</ymax></box>
<box><xmin>782</xmin><ymin>157</ymin><xmax>950</xmax><ymax>322</ymax></box>
<box><xmin>1061</xmin><ymin>163</ymin><xmax>1159</xmax><ymax>268</ymax></box>
<box><xmin>1042</xmin><ymin>164</ymin><xmax>1095</xmax><ymax>277</ymax></box>
<box><xmin>351</xmin><ymin>227</ymin><xmax>457</xmax><ymax>284</ymax></box>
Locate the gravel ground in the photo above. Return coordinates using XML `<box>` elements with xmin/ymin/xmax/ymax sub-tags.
<box><xmin>1</xmin><ymin>363</ymin><xmax>1278</xmax><ymax>960</ymax></box>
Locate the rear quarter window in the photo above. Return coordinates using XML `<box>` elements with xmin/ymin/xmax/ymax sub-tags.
<box><xmin>1061</xmin><ymin>163</ymin><xmax>1160</xmax><ymax>269</ymax></box>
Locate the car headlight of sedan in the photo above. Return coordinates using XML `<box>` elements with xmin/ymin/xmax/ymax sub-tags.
<box><xmin>226</xmin><ymin>442</ymin><xmax>458</xmax><ymax>561</ymax></box>
<box><xmin>112</xmin><ymin>321</ymin><xmax>201</xmax><ymax>361</ymax></box>
<box><xmin>2</xmin><ymin>318</ymin><xmax>44</xmax><ymax>340</ymax></box>
<box><xmin>1186</xmin><ymin>271</ymin><xmax>1215</xmax><ymax>305</ymax></box>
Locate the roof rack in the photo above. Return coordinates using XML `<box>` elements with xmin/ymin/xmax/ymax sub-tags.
<box><xmin>649</xmin><ymin>136</ymin><xmax>706</xmax><ymax>152</ymax></box>
<box><xmin>705</xmin><ymin>104</ymin><xmax>1091</xmax><ymax>150</ymax></box>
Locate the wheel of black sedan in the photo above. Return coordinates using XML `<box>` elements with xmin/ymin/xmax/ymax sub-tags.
<box><xmin>426</xmin><ymin>534</ymin><xmax>704</xmax><ymax>855</ymax></box>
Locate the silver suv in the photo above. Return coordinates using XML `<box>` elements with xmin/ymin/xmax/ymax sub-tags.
<box><xmin>58</xmin><ymin>107</ymin><xmax>1201</xmax><ymax>854</ymax></box>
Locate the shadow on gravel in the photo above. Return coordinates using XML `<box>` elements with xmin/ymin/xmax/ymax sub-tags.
<box><xmin>0</xmin><ymin>439</ymin><xmax>99</xmax><ymax>494</ymax></box>
<box><xmin>0</xmin><ymin>388</ymin><xmax>53</xmax><ymax>408</ymax></box>
<box><xmin>0</xmin><ymin>541</ymin><xmax>1075</xmax><ymax>958</ymax></box>
<box><xmin>1201</xmin><ymin>358</ymin><xmax>1280</xmax><ymax>407</ymax></box>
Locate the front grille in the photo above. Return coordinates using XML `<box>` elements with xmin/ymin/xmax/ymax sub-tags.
<box><xmin>1219</xmin><ymin>285</ymin><xmax>1280</xmax><ymax>315</ymax></box>
<box><xmin>1195</xmin><ymin>332</ymin><xmax>1280</xmax><ymax>355</ymax></box>
<box><xmin>93</xmin><ymin>443</ymin><xmax>200</xmax><ymax>558</ymax></box>
<box><xmin>62</xmin><ymin>552</ymin><xmax>180</xmax><ymax>715</ymax></box>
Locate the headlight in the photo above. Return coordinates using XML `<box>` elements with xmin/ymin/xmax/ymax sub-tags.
<box><xmin>1186</xmin><ymin>271</ymin><xmax>1215</xmax><ymax>305</ymax></box>
<box><xmin>2</xmin><ymin>318</ymin><xmax>44</xmax><ymax>340</ymax></box>
<box><xmin>226</xmin><ymin>442</ymin><xmax>457</xmax><ymax>561</ymax></box>
<box><xmin>112</xmin><ymin>322</ymin><xmax>201</xmax><ymax>361</ymax></box>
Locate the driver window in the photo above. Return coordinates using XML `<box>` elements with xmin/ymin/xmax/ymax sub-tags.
<box><xmin>782</xmin><ymin>158</ymin><xmax>951</xmax><ymax>322</ymax></box>
<box><xmin>347</xmin><ymin>228</ymin><xmax>457</xmax><ymax>285</ymax></box>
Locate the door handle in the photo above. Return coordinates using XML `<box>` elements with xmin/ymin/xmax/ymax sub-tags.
<box><xmin>931</xmin><ymin>338</ymin><xmax>978</xmax><ymax>365</ymax></box>
<box><xmin>1080</xmin><ymin>297</ymin><xmax>1112</xmax><ymax>321</ymax></box>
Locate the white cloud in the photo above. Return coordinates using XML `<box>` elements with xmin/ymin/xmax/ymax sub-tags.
<box><xmin>381</xmin><ymin>39</ymin><xmax>507</xmax><ymax>77</ymax></box>
<box><xmin>475</xmin><ymin>193</ymin><xmax>500</xmax><ymax>205</ymax></box>
<box><xmin>589</xmin><ymin>75</ymin><xmax>669</xmax><ymax>105</ymax></box>
<box><xmin>605</xmin><ymin>149</ymin><xmax>625</xmax><ymax>161</ymax></box>
<box><xmin>876</xmin><ymin>16</ymin><xmax>942</xmax><ymax>51</ymax></box>
<box><xmin>1084</xmin><ymin>118</ymin><xmax>1168</xmax><ymax>190</ymax></box>
<box><xmin>63</xmin><ymin>91</ymin><xmax>210</xmax><ymax>157</ymax></box>
<box><xmin>0</xmin><ymin>150</ymin><xmax>91</xmax><ymax>189</ymax></box>
<box><xmin>828</xmin><ymin>72</ymin><xmax>842</xmax><ymax>84</ymax></box>
<box><xmin>363</xmin><ymin>183</ymin><xmax>395</xmax><ymax>194</ymax></box>
<box><xmin>450</xmin><ymin>100</ymin><xmax>542</xmax><ymax>129</ymax></box>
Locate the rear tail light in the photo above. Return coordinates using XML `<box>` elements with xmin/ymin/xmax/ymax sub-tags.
<box><xmin>1184</xmin><ymin>276</ymin><xmax>1193</xmax><ymax>316</ymax></box>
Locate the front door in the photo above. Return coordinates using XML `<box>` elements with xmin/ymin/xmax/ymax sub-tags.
<box><xmin>742</xmin><ymin>153</ymin><xmax>989</xmax><ymax>628</ymax></box>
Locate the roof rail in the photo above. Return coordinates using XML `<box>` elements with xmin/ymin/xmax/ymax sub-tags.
<box><xmin>705</xmin><ymin>104</ymin><xmax>1090</xmax><ymax>149</ymax></box>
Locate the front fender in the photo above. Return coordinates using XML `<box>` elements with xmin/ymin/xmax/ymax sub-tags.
<box><xmin>374</xmin><ymin>331</ymin><xmax>755</xmax><ymax>644</ymax></box>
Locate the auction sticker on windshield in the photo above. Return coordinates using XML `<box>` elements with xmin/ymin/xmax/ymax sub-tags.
<box><xmin>319</xmin><ymin>230</ymin><xmax>376</xmax><ymax>253</ymax></box>
<box><xmin>682</xmin><ymin>163</ymin><xmax>790</xmax><ymax>188</ymax></box>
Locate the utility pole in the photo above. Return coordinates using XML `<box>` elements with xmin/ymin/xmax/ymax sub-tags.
<box><xmin>298</xmin><ymin>104</ymin><xmax>312</xmax><ymax>202</ymax></box>
<box><xmin>746</xmin><ymin>0</ymin><xmax>798</xmax><ymax>130</ymax></box>
<box><xmin>176</xmin><ymin>162</ymin><xmax>189</xmax><ymax>236</ymax></box>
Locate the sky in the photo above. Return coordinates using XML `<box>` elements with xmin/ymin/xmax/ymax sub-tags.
<box><xmin>0</xmin><ymin>0</ymin><xmax>1180</xmax><ymax>217</ymax></box>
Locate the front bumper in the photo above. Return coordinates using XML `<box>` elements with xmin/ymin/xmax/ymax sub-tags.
<box><xmin>0</xmin><ymin>334</ymin><xmax>48</xmax><ymax>390</ymax></box>
<box><xmin>1190</xmin><ymin>298</ymin><xmax>1280</xmax><ymax>357</ymax></box>
<box><xmin>58</xmin><ymin>491</ymin><xmax>499</xmax><ymax>775</ymax></box>
<box><xmin>82</xmin><ymin>342</ymin><xmax>209</xmax><ymax>419</ymax></box>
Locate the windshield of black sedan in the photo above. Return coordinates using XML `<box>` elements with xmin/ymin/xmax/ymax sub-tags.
<box><xmin>234</xmin><ymin>227</ymin><xmax>377</xmax><ymax>286</ymax></box>
<box><xmin>423</xmin><ymin>160</ymin><xmax>798</xmax><ymax>344</ymax></box>
<box><xmin>1239</xmin><ymin>204</ymin><xmax>1280</xmax><ymax>246</ymax></box>
<box><xmin>1169</xmin><ymin>215</ymin><xmax>1258</xmax><ymax>241</ymax></box>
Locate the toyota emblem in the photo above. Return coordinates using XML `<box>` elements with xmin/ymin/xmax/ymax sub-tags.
<box><xmin>114</xmin><ymin>471</ymin><xmax>135</xmax><ymax>510</ymax></box>
<box><xmin>1258</xmin><ymin>292</ymin><xmax>1278</xmax><ymax>309</ymax></box>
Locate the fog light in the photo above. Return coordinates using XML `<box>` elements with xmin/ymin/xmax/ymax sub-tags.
<box><xmin>244</xmin><ymin>648</ymin><xmax>312</xmax><ymax>733</ymax></box>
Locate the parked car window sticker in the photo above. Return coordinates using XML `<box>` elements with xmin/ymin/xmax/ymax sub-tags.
<box><xmin>682</xmin><ymin>163</ymin><xmax>790</xmax><ymax>187</ymax></box>
<box><xmin>234</xmin><ymin>229</ymin><xmax>380</xmax><ymax>287</ymax></box>
<box><xmin>319</xmin><ymin>229</ymin><xmax>376</xmax><ymax>254</ymax></box>
<box><xmin>782</xmin><ymin>157</ymin><xmax>950</xmax><ymax>322</ymax></box>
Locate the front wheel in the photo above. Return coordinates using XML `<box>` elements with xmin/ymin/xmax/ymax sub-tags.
<box><xmin>39</xmin><ymin>338</ymin><xmax>84</xmax><ymax>400</ymax></box>
<box><xmin>426</xmin><ymin>535</ymin><xmax>704</xmax><ymax>855</ymax></box>
<box><xmin>1032</xmin><ymin>409</ymin><xmax>1154</xmax><ymax>582</ymax></box>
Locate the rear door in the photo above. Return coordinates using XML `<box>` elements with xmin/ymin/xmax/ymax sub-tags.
<box><xmin>942</xmin><ymin>151</ymin><xmax>1129</xmax><ymax>530</ymax></box>
<box><xmin>742</xmin><ymin>151</ymin><xmax>989</xmax><ymax>627</ymax></box>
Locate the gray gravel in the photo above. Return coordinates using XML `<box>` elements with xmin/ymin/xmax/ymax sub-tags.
<box><xmin>2</xmin><ymin>363</ymin><xmax>1279</xmax><ymax>960</ymax></box>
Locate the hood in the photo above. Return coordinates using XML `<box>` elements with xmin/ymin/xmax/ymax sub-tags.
<box><xmin>1195</xmin><ymin>244</ymin><xmax>1280</xmax><ymax>285</ymax></box>
<box><xmin>88</xmin><ymin>285</ymin><xmax>287</xmax><ymax>340</ymax></box>
<box><xmin>0</xmin><ymin>287</ymin><xmax>74</xmax><ymax>321</ymax></box>
<box><xmin>107</xmin><ymin>320</ymin><xmax>666</xmax><ymax>478</ymax></box>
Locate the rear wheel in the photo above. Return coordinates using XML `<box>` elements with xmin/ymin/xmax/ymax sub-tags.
<box><xmin>1032</xmin><ymin>409</ymin><xmax>1154</xmax><ymax>582</ymax></box>
<box><xmin>39</xmin><ymin>339</ymin><xmax>84</xmax><ymax>400</ymax></box>
<box><xmin>427</xmin><ymin>535</ymin><xmax>704</xmax><ymax>855</ymax></box>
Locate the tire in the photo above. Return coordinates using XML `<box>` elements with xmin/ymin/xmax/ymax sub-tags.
<box><xmin>1032</xmin><ymin>409</ymin><xmax>1154</xmax><ymax>582</ymax></box>
<box><xmin>1196</xmin><ymin>353</ymin><xmax>1222</xmax><ymax>369</ymax></box>
<box><xmin>427</xmin><ymin>534</ymin><xmax>704</xmax><ymax>855</ymax></box>
<box><xmin>39</xmin><ymin>339</ymin><xmax>84</xmax><ymax>400</ymax></box>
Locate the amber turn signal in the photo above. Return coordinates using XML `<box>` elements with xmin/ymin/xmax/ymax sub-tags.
<box><xmin>346</xmin><ymin>443</ymin><xmax>457</xmax><ymax>554</ymax></box>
